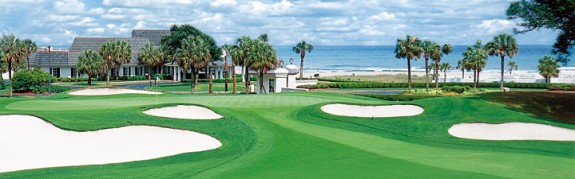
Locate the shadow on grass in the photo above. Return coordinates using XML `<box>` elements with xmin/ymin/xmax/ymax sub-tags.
<box><xmin>477</xmin><ymin>91</ymin><xmax>575</xmax><ymax>124</ymax></box>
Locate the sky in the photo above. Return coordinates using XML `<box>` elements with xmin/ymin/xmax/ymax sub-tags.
<box><xmin>0</xmin><ymin>0</ymin><xmax>560</xmax><ymax>48</ymax></box>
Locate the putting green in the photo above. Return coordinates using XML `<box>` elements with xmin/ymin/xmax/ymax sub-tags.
<box><xmin>0</xmin><ymin>92</ymin><xmax>573</xmax><ymax>178</ymax></box>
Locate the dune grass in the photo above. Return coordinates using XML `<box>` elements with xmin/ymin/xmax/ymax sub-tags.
<box><xmin>0</xmin><ymin>92</ymin><xmax>573</xmax><ymax>178</ymax></box>
<box><xmin>322</xmin><ymin>74</ymin><xmax>428</xmax><ymax>83</ymax></box>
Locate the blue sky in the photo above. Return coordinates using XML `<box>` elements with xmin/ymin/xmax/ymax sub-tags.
<box><xmin>0</xmin><ymin>0</ymin><xmax>559</xmax><ymax>47</ymax></box>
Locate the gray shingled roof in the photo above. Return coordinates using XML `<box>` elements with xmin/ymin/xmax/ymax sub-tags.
<box><xmin>68</xmin><ymin>37</ymin><xmax>151</xmax><ymax>66</ymax></box>
<box><xmin>131</xmin><ymin>30</ymin><xmax>170</xmax><ymax>46</ymax></box>
<box><xmin>30</xmin><ymin>51</ymin><xmax>70</xmax><ymax>66</ymax></box>
<box><xmin>31</xmin><ymin>29</ymin><xmax>171</xmax><ymax>67</ymax></box>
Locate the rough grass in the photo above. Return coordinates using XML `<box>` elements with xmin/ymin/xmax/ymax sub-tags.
<box><xmin>480</xmin><ymin>91</ymin><xmax>575</xmax><ymax>124</ymax></box>
<box><xmin>146</xmin><ymin>82</ymin><xmax>247</xmax><ymax>93</ymax></box>
<box><xmin>322</xmin><ymin>74</ymin><xmax>428</xmax><ymax>83</ymax></box>
<box><xmin>0</xmin><ymin>92</ymin><xmax>573</xmax><ymax>178</ymax></box>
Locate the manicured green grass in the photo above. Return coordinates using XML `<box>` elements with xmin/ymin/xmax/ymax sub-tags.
<box><xmin>0</xmin><ymin>91</ymin><xmax>573</xmax><ymax>178</ymax></box>
<box><xmin>145</xmin><ymin>82</ymin><xmax>247</xmax><ymax>93</ymax></box>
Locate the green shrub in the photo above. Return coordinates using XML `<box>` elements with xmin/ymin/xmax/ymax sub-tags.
<box><xmin>358</xmin><ymin>94</ymin><xmax>436</xmax><ymax>101</ymax></box>
<box><xmin>441</xmin><ymin>86</ymin><xmax>471</xmax><ymax>94</ymax></box>
<box><xmin>32</xmin><ymin>85</ymin><xmax>70</xmax><ymax>94</ymax></box>
<box><xmin>12</xmin><ymin>69</ymin><xmax>50</xmax><ymax>91</ymax></box>
<box><xmin>0</xmin><ymin>75</ymin><xmax>5</xmax><ymax>90</ymax></box>
<box><xmin>548</xmin><ymin>84</ymin><xmax>575</xmax><ymax>91</ymax></box>
<box><xmin>305</xmin><ymin>81</ymin><xmax>563</xmax><ymax>89</ymax></box>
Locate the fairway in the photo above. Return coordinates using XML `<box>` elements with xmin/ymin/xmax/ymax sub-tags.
<box><xmin>0</xmin><ymin>91</ymin><xmax>573</xmax><ymax>178</ymax></box>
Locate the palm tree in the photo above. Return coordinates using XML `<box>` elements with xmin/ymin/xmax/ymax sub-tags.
<box><xmin>248</xmin><ymin>39</ymin><xmax>278</xmax><ymax>94</ymax></box>
<box><xmin>1</xmin><ymin>34</ymin><xmax>25</xmax><ymax>97</ymax></box>
<box><xmin>113</xmin><ymin>40</ymin><xmax>132</xmax><ymax>80</ymax></box>
<box><xmin>138</xmin><ymin>42</ymin><xmax>161</xmax><ymax>80</ymax></box>
<box><xmin>98</xmin><ymin>41</ymin><xmax>115</xmax><ymax>84</ymax></box>
<box><xmin>21</xmin><ymin>39</ymin><xmax>37</xmax><ymax>70</ymax></box>
<box><xmin>229</xmin><ymin>44</ymin><xmax>242</xmax><ymax>94</ymax></box>
<box><xmin>236</xmin><ymin>36</ymin><xmax>253</xmax><ymax>93</ymax></box>
<box><xmin>456</xmin><ymin>59</ymin><xmax>467</xmax><ymax>78</ymax></box>
<box><xmin>440</xmin><ymin>62</ymin><xmax>451</xmax><ymax>83</ymax></box>
<box><xmin>77</xmin><ymin>50</ymin><xmax>103</xmax><ymax>85</ymax></box>
<box><xmin>537</xmin><ymin>56</ymin><xmax>559</xmax><ymax>83</ymax></box>
<box><xmin>394</xmin><ymin>35</ymin><xmax>423</xmax><ymax>92</ymax></box>
<box><xmin>177</xmin><ymin>36</ymin><xmax>211</xmax><ymax>93</ymax></box>
<box><xmin>430</xmin><ymin>43</ymin><xmax>453</xmax><ymax>88</ymax></box>
<box><xmin>485</xmin><ymin>33</ymin><xmax>519</xmax><ymax>90</ymax></box>
<box><xmin>463</xmin><ymin>40</ymin><xmax>487</xmax><ymax>93</ymax></box>
<box><xmin>428</xmin><ymin>62</ymin><xmax>438</xmax><ymax>82</ymax></box>
<box><xmin>507</xmin><ymin>60</ymin><xmax>518</xmax><ymax>74</ymax></box>
<box><xmin>420</xmin><ymin>40</ymin><xmax>436</xmax><ymax>92</ymax></box>
<box><xmin>292</xmin><ymin>40</ymin><xmax>314</xmax><ymax>80</ymax></box>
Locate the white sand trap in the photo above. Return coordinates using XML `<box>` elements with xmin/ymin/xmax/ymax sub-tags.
<box><xmin>321</xmin><ymin>104</ymin><xmax>424</xmax><ymax>118</ymax></box>
<box><xmin>448</xmin><ymin>122</ymin><xmax>575</xmax><ymax>141</ymax></box>
<box><xmin>144</xmin><ymin>105</ymin><xmax>223</xmax><ymax>120</ymax></box>
<box><xmin>69</xmin><ymin>88</ymin><xmax>162</xmax><ymax>96</ymax></box>
<box><xmin>0</xmin><ymin>115</ymin><xmax>222</xmax><ymax>173</ymax></box>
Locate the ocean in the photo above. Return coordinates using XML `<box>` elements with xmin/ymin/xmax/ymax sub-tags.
<box><xmin>274</xmin><ymin>45</ymin><xmax>574</xmax><ymax>71</ymax></box>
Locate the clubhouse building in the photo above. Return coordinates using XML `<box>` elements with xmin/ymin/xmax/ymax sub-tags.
<box><xmin>30</xmin><ymin>29</ymin><xmax>230</xmax><ymax>82</ymax></box>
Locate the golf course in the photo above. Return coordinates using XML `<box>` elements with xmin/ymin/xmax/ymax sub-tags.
<box><xmin>0</xmin><ymin>88</ymin><xmax>573</xmax><ymax>178</ymax></box>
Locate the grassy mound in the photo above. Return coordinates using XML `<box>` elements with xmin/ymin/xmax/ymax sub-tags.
<box><xmin>0</xmin><ymin>92</ymin><xmax>573</xmax><ymax>178</ymax></box>
<box><xmin>480</xmin><ymin>92</ymin><xmax>575</xmax><ymax>124</ymax></box>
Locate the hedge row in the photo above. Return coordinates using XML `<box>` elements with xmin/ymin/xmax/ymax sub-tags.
<box><xmin>303</xmin><ymin>81</ymin><xmax>570</xmax><ymax>89</ymax></box>
<box><xmin>32</xmin><ymin>86</ymin><xmax>70</xmax><ymax>94</ymax></box>
<box><xmin>548</xmin><ymin>85</ymin><xmax>575</xmax><ymax>91</ymax></box>
<box><xmin>441</xmin><ymin>86</ymin><xmax>471</xmax><ymax>94</ymax></box>
<box><xmin>357</xmin><ymin>94</ymin><xmax>436</xmax><ymax>101</ymax></box>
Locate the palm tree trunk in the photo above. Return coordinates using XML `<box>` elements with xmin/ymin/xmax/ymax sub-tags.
<box><xmin>232</xmin><ymin>64</ymin><xmax>237</xmax><ymax>94</ymax></box>
<box><xmin>461</xmin><ymin>68</ymin><xmax>464</xmax><ymax>78</ymax></box>
<box><xmin>224</xmin><ymin>62</ymin><xmax>228</xmax><ymax>93</ymax></box>
<box><xmin>191</xmin><ymin>66</ymin><xmax>195</xmax><ymax>94</ymax></box>
<box><xmin>258</xmin><ymin>70</ymin><xmax>263</xmax><ymax>94</ymax></box>
<box><xmin>209</xmin><ymin>67</ymin><xmax>213</xmax><ymax>94</ymax></box>
<box><xmin>477</xmin><ymin>69</ymin><xmax>481</xmax><ymax>91</ymax></box>
<box><xmin>106</xmin><ymin>69</ymin><xmax>110</xmax><ymax>84</ymax></box>
<box><xmin>425</xmin><ymin>58</ymin><xmax>429</xmax><ymax>92</ymax></box>
<box><xmin>435</xmin><ymin>60</ymin><xmax>439</xmax><ymax>88</ymax></box>
<box><xmin>500</xmin><ymin>56</ymin><xmax>504</xmax><ymax>90</ymax></box>
<box><xmin>27</xmin><ymin>56</ymin><xmax>30</xmax><ymax>70</ymax></box>
<box><xmin>245</xmin><ymin>64</ymin><xmax>250</xmax><ymax>94</ymax></box>
<box><xmin>88</xmin><ymin>74</ymin><xmax>92</xmax><ymax>85</ymax></box>
<box><xmin>116</xmin><ymin>66</ymin><xmax>120</xmax><ymax>80</ymax></box>
<box><xmin>473</xmin><ymin>68</ymin><xmax>477</xmax><ymax>93</ymax></box>
<box><xmin>8</xmin><ymin>60</ymin><xmax>12</xmax><ymax>98</ymax></box>
<box><xmin>407</xmin><ymin>58</ymin><xmax>412</xmax><ymax>92</ymax></box>
<box><xmin>299</xmin><ymin>56</ymin><xmax>305</xmax><ymax>80</ymax></box>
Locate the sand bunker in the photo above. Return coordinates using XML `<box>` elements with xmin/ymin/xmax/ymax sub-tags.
<box><xmin>448</xmin><ymin>122</ymin><xmax>575</xmax><ymax>141</ymax></box>
<box><xmin>143</xmin><ymin>105</ymin><xmax>223</xmax><ymax>120</ymax></box>
<box><xmin>0</xmin><ymin>115</ymin><xmax>221</xmax><ymax>173</ymax></box>
<box><xmin>321</xmin><ymin>104</ymin><xmax>424</xmax><ymax>118</ymax></box>
<box><xmin>69</xmin><ymin>88</ymin><xmax>162</xmax><ymax>96</ymax></box>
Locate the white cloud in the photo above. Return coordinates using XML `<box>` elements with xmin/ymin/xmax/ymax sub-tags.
<box><xmin>86</xmin><ymin>28</ymin><xmax>105</xmax><ymax>34</ymax></box>
<box><xmin>211</xmin><ymin>0</ymin><xmax>236</xmax><ymax>7</ymax></box>
<box><xmin>53</xmin><ymin>0</ymin><xmax>85</xmax><ymax>14</ymax></box>
<box><xmin>477</xmin><ymin>19</ymin><xmax>513</xmax><ymax>34</ymax></box>
<box><xmin>133</xmin><ymin>21</ymin><xmax>146</xmax><ymax>29</ymax></box>
<box><xmin>369</xmin><ymin>12</ymin><xmax>395</xmax><ymax>21</ymax></box>
<box><xmin>102</xmin><ymin>0</ymin><xmax>198</xmax><ymax>7</ymax></box>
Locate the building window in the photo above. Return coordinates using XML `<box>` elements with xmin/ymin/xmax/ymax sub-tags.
<box><xmin>71</xmin><ymin>68</ymin><xmax>77</xmax><ymax>78</ymax></box>
<box><xmin>135</xmin><ymin>67</ymin><xmax>140</xmax><ymax>76</ymax></box>
<box><xmin>123</xmin><ymin>67</ymin><xmax>128</xmax><ymax>76</ymax></box>
<box><xmin>51</xmin><ymin>67</ymin><xmax>60</xmax><ymax>78</ymax></box>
